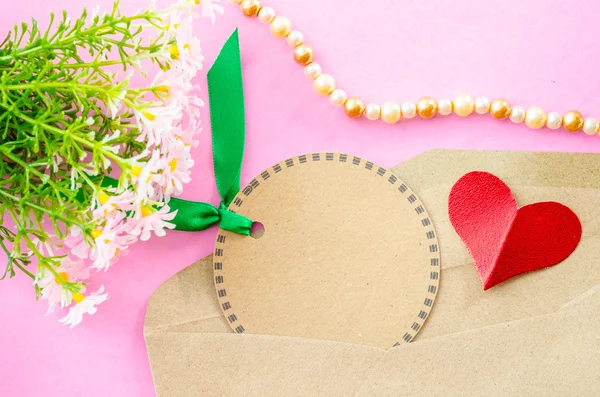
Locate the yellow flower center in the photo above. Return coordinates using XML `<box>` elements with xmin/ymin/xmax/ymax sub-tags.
<box><xmin>168</xmin><ymin>158</ymin><xmax>177</xmax><ymax>172</ymax></box>
<box><xmin>195</xmin><ymin>0</ymin><xmax>200</xmax><ymax>4</ymax></box>
<box><xmin>156</xmin><ymin>85</ymin><xmax>170</xmax><ymax>93</ymax></box>
<box><xmin>98</xmin><ymin>191</ymin><xmax>109</xmax><ymax>205</ymax></box>
<box><xmin>72</xmin><ymin>292</ymin><xmax>85</xmax><ymax>303</ymax></box>
<box><xmin>183</xmin><ymin>43</ymin><xmax>190</xmax><ymax>50</ymax></box>
<box><xmin>132</xmin><ymin>166</ymin><xmax>143</xmax><ymax>177</ymax></box>
<box><xmin>164</xmin><ymin>22</ymin><xmax>171</xmax><ymax>30</ymax></box>
<box><xmin>143</xmin><ymin>112</ymin><xmax>156</xmax><ymax>121</ymax></box>
<box><xmin>91</xmin><ymin>228</ymin><xmax>103</xmax><ymax>239</ymax></box>
<box><xmin>55</xmin><ymin>272</ymin><xmax>69</xmax><ymax>285</ymax></box>
<box><xmin>170</xmin><ymin>45</ymin><xmax>180</xmax><ymax>60</ymax></box>
<box><xmin>141</xmin><ymin>205</ymin><xmax>153</xmax><ymax>217</ymax></box>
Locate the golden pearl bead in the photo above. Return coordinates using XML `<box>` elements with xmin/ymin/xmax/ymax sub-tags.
<box><xmin>525</xmin><ymin>107</ymin><xmax>547</xmax><ymax>129</ymax></box>
<box><xmin>344</xmin><ymin>97</ymin><xmax>365</xmax><ymax>118</ymax></box>
<box><xmin>562</xmin><ymin>111</ymin><xmax>584</xmax><ymax>132</ymax></box>
<box><xmin>417</xmin><ymin>97</ymin><xmax>438</xmax><ymax>119</ymax></box>
<box><xmin>490</xmin><ymin>99</ymin><xmax>512</xmax><ymax>120</ymax></box>
<box><xmin>240</xmin><ymin>0</ymin><xmax>261</xmax><ymax>17</ymax></box>
<box><xmin>313</xmin><ymin>74</ymin><xmax>336</xmax><ymax>96</ymax></box>
<box><xmin>453</xmin><ymin>94</ymin><xmax>475</xmax><ymax>117</ymax></box>
<box><xmin>293</xmin><ymin>45</ymin><xmax>314</xmax><ymax>66</ymax></box>
<box><xmin>270</xmin><ymin>16</ymin><xmax>292</xmax><ymax>38</ymax></box>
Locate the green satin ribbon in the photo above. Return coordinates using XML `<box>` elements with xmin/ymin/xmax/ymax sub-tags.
<box><xmin>104</xmin><ymin>29</ymin><xmax>252</xmax><ymax>235</ymax></box>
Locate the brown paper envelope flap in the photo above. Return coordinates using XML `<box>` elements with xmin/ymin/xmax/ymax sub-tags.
<box><xmin>145</xmin><ymin>288</ymin><xmax>599</xmax><ymax>397</ymax></box>
<box><xmin>145</xmin><ymin>331</ymin><xmax>385</xmax><ymax>397</ymax></box>
<box><xmin>558</xmin><ymin>283</ymin><xmax>600</xmax><ymax>311</ymax></box>
<box><xmin>390</xmin><ymin>150</ymin><xmax>600</xmax><ymax>340</ymax></box>
<box><xmin>145</xmin><ymin>256</ymin><xmax>230</xmax><ymax>334</ymax></box>
<box><xmin>357</xmin><ymin>287</ymin><xmax>600</xmax><ymax>397</ymax></box>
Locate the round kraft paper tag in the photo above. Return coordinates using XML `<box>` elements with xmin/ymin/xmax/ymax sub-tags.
<box><xmin>213</xmin><ymin>153</ymin><xmax>440</xmax><ymax>349</ymax></box>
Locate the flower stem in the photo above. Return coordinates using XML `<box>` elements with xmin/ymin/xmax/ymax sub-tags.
<box><xmin>0</xmin><ymin>189</ymin><xmax>85</xmax><ymax>229</ymax></box>
<box><xmin>0</xmin><ymin>102</ymin><xmax>129</xmax><ymax>168</ymax></box>
<box><xmin>15</xmin><ymin>262</ymin><xmax>35</xmax><ymax>279</ymax></box>
<box><xmin>0</xmin><ymin>149</ymin><xmax>66</xmax><ymax>205</ymax></box>
<box><xmin>0</xmin><ymin>14</ymin><xmax>159</xmax><ymax>62</ymax></box>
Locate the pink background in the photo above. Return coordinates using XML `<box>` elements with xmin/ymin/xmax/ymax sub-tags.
<box><xmin>2</xmin><ymin>0</ymin><xmax>600</xmax><ymax>395</ymax></box>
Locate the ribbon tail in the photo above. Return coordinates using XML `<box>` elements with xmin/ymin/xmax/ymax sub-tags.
<box><xmin>208</xmin><ymin>29</ymin><xmax>246</xmax><ymax>207</ymax></box>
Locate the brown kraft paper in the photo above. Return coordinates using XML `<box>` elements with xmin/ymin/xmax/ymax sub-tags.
<box><xmin>144</xmin><ymin>150</ymin><xmax>600</xmax><ymax>396</ymax></box>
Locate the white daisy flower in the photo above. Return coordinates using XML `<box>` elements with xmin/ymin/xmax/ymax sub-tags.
<box><xmin>170</xmin><ymin>0</ymin><xmax>223</xmax><ymax>24</ymax></box>
<box><xmin>155</xmin><ymin>139</ymin><xmax>194</xmax><ymax>197</ymax></box>
<box><xmin>151</xmin><ymin>69</ymin><xmax>203</xmax><ymax>119</ymax></box>
<box><xmin>171</xmin><ymin>0</ymin><xmax>200</xmax><ymax>15</ymax></box>
<box><xmin>65</xmin><ymin>227</ymin><xmax>89</xmax><ymax>260</ymax></box>
<box><xmin>192</xmin><ymin>0</ymin><xmax>224</xmax><ymax>24</ymax></box>
<box><xmin>60</xmin><ymin>286</ymin><xmax>109</xmax><ymax>329</ymax></box>
<box><xmin>92</xmin><ymin>188</ymin><xmax>138</xmax><ymax>219</ymax></box>
<box><xmin>89</xmin><ymin>211</ymin><xmax>137</xmax><ymax>271</ymax></box>
<box><xmin>128</xmin><ymin>203</ymin><xmax>177</xmax><ymax>241</ymax></box>
<box><xmin>67</xmin><ymin>211</ymin><xmax>135</xmax><ymax>271</ymax></box>
<box><xmin>169</xmin><ymin>22</ymin><xmax>204</xmax><ymax>77</ymax></box>
<box><xmin>135</xmin><ymin>101</ymin><xmax>182</xmax><ymax>147</ymax></box>
<box><xmin>174</xmin><ymin>118</ymin><xmax>202</xmax><ymax>148</ymax></box>
<box><xmin>34</xmin><ymin>257</ymin><xmax>89</xmax><ymax>314</ymax></box>
<box><xmin>162</xmin><ymin>7</ymin><xmax>186</xmax><ymax>34</ymax></box>
<box><xmin>132</xmin><ymin>149</ymin><xmax>164</xmax><ymax>202</ymax></box>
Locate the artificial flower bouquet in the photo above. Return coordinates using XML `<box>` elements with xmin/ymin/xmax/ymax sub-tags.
<box><xmin>0</xmin><ymin>0</ymin><xmax>222</xmax><ymax>327</ymax></box>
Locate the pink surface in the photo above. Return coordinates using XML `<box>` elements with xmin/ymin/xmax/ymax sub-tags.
<box><xmin>2</xmin><ymin>0</ymin><xmax>600</xmax><ymax>395</ymax></box>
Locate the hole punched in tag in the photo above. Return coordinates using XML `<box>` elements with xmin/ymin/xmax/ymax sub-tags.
<box><xmin>250</xmin><ymin>221</ymin><xmax>265</xmax><ymax>239</ymax></box>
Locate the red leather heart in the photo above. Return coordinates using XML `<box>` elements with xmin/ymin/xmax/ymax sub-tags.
<box><xmin>448</xmin><ymin>171</ymin><xmax>582</xmax><ymax>290</ymax></box>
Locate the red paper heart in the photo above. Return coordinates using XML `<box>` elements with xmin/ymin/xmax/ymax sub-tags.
<box><xmin>448</xmin><ymin>171</ymin><xmax>582</xmax><ymax>290</ymax></box>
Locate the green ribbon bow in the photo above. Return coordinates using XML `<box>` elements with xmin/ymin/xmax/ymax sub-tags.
<box><xmin>167</xmin><ymin>29</ymin><xmax>252</xmax><ymax>235</ymax></box>
<box><xmin>105</xmin><ymin>29</ymin><xmax>252</xmax><ymax>235</ymax></box>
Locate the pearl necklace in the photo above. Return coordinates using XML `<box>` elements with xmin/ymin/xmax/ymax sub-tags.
<box><xmin>229</xmin><ymin>0</ymin><xmax>599</xmax><ymax>136</ymax></box>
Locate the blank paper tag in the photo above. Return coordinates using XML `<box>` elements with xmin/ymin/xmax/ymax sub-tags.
<box><xmin>213</xmin><ymin>153</ymin><xmax>440</xmax><ymax>348</ymax></box>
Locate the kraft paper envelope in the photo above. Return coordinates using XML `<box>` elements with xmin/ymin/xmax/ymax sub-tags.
<box><xmin>144</xmin><ymin>150</ymin><xmax>600</xmax><ymax>396</ymax></box>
